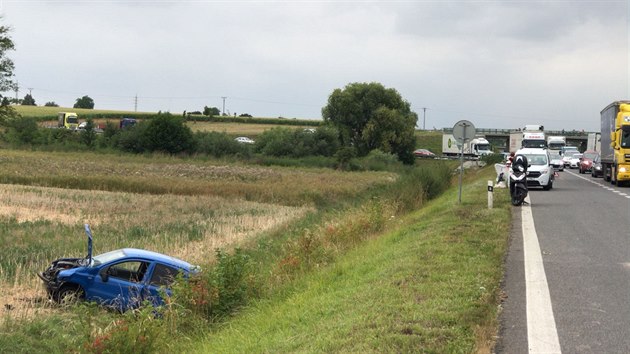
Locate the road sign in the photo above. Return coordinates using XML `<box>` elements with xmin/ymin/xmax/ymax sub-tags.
<box><xmin>452</xmin><ymin>120</ymin><xmax>476</xmax><ymax>143</ymax></box>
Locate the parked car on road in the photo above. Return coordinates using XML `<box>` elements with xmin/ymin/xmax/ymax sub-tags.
<box><xmin>561</xmin><ymin>147</ymin><xmax>579</xmax><ymax>166</ymax></box>
<box><xmin>568</xmin><ymin>153</ymin><xmax>583</xmax><ymax>169</ymax></box>
<box><xmin>514</xmin><ymin>148</ymin><xmax>554</xmax><ymax>190</ymax></box>
<box><xmin>38</xmin><ymin>225</ymin><xmax>197</xmax><ymax>311</ymax></box>
<box><xmin>413</xmin><ymin>149</ymin><xmax>436</xmax><ymax>158</ymax></box>
<box><xmin>579</xmin><ymin>151</ymin><xmax>598</xmax><ymax>174</ymax></box>
<box><xmin>591</xmin><ymin>154</ymin><xmax>603</xmax><ymax>177</ymax></box>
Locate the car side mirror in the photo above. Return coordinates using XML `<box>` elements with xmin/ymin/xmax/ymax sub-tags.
<box><xmin>100</xmin><ymin>268</ymin><xmax>109</xmax><ymax>282</ymax></box>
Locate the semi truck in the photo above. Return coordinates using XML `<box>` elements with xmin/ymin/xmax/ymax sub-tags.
<box><xmin>442</xmin><ymin>134</ymin><xmax>493</xmax><ymax>158</ymax></box>
<box><xmin>508</xmin><ymin>125</ymin><xmax>547</xmax><ymax>152</ymax></box>
<box><xmin>600</xmin><ymin>101</ymin><xmax>630</xmax><ymax>185</ymax></box>
<box><xmin>58</xmin><ymin>112</ymin><xmax>79</xmax><ymax>129</ymax></box>
<box><xmin>521</xmin><ymin>125</ymin><xmax>547</xmax><ymax>149</ymax></box>
<box><xmin>547</xmin><ymin>136</ymin><xmax>566</xmax><ymax>150</ymax></box>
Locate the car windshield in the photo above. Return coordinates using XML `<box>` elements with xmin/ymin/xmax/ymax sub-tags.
<box><xmin>583</xmin><ymin>153</ymin><xmax>598</xmax><ymax>160</ymax></box>
<box><xmin>91</xmin><ymin>249</ymin><xmax>126</xmax><ymax>266</ymax></box>
<box><xmin>526</xmin><ymin>154</ymin><xmax>547</xmax><ymax>165</ymax></box>
<box><xmin>571</xmin><ymin>154</ymin><xmax>582</xmax><ymax>159</ymax></box>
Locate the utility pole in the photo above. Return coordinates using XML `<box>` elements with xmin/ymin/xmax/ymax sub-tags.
<box><xmin>14</xmin><ymin>81</ymin><xmax>18</xmax><ymax>103</ymax></box>
<box><xmin>27</xmin><ymin>88</ymin><xmax>33</xmax><ymax>96</ymax></box>
<box><xmin>422</xmin><ymin>107</ymin><xmax>427</xmax><ymax>130</ymax></box>
<box><xmin>134</xmin><ymin>94</ymin><xmax>138</xmax><ymax>112</ymax></box>
<box><xmin>221</xmin><ymin>96</ymin><xmax>227</xmax><ymax>116</ymax></box>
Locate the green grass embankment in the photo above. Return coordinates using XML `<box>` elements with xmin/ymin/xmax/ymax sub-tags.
<box><xmin>191</xmin><ymin>166</ymin><xmax>511</xmax><ymax>353</ymax></box>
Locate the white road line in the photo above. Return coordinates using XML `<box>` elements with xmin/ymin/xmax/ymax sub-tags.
<box><xmin>565</xmin><ymin>171</ymin><xmax>629</xmax><ymax>197</ymax></box>
<box><xmin>522</xmin><ymin>196</ymin><xmax>562</xmax><ymax>353</ymax></box>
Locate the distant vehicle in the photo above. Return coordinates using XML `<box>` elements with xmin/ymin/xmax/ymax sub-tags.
<box><xmin>521</xmin><ymin>125</ymin><xmax>547</xmax><ymax>149</ymax></box>
<box><xmin>120</xmin><ymin>118</ymin><xmax>137</xmax><ymax>129</ymax></box>
<box><xmin>38</xmin><ymin>225</ymin><xmax>197</xmax><ymax>311</ymax></box>
<box><xmin>413</xmin><ymin>149</ymin><xmax>436</xmax><ymax>158</ymax></box>
<box><xmin>514</xmin><ymin>148</ymin><xmax>554</xmax><ymax>190</ymax></box>
<box><xmin>591</xmin><ymin>154</ymin><xmax>603</xmax><ymax>178</ymax></box>
<box><xmin>235</xmin><ymin>137</ymin><xmax>255</xmax><ymax>144</ymax></box>
<box><xmin>578</xmin><ymin>151</ymin><xmax>598</xmax><ymax>174</ymax></box>
<box><xmin>561</xmin><ymin>146</ymin><xmax>579</xmax><ymax>166</ymax></box>
<box><xmin>587</xmin><ymin>132</ymin><xmax>601</xmax><ymax>153</ymax></box>
<box><xmin>568</xmin><ymin>153</ymin><xmax>583</xmax><ymax>169</ymax></box>
<box><xmin>78</xmin><ymin>121</ymin><xmax>88</xmax><ymax>129</ymax></box>
<box><xmin>58</xmin><ymin>112</ymin><xmax>79</xmax><ymax>129</ymax></box>
<box><xmin>442</xmin><ymin>134</ymin><xmax>493</xmax><ymax>158</ymax></box>
<box><xmin>549</xmin><ymin>151</ymin><xmax>564</xmax><ymax>172</ymax></box>
<box><xmin>547</xmin><ymin>136</ymin><xmax>566</xmax><ymax>151</ymax></box>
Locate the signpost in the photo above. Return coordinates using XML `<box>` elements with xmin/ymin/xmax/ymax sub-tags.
<box><xmin>452</xmin><ymin>120</ymin><xmax>476</xmax><ymax>203</ymax></box>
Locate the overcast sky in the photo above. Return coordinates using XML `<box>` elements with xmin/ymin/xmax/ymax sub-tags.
<box><xmin>2</xmin><ymin>0</ymin><xmax>628</xmax><ymax>131</ymax></box>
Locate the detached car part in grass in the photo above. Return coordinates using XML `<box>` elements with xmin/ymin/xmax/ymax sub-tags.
<box><xmin>38</xmin><ymin>224</ymin><xmax>197</xmax><ymax>311</ymax></box>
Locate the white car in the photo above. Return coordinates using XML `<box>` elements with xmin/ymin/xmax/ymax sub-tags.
<box><xmin>514</xmin><ymin>148</ymin><xmax>554</xmax><ymax>190</ymax></box>
<box><xmin>568</xmin><ymin>153</ymin><xmax>583</xmax><ymax>169</ymax></box>
<box><xmin>234</xmin><ymin>137</ymin><xmax>255</xmax><ymax>144</ymax></box>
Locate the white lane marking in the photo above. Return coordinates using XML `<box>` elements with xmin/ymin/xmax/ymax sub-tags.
<box><xmin>565</xmin><ymin>171</ymin><xmax>629</xmax><ymax>197</ymax></box>
<box><xmin>522</xmin><ymin>195</ymin><xmax>562</xmax><ymax>353</ymax></box>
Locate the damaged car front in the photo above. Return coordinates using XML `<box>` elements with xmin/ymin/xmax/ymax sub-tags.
<box><xmin>38</xmin><ymin>224</ymin><xmax>197</xmax><ymax>311</ymax></box>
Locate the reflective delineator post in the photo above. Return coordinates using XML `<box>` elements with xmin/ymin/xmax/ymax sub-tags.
<box><xmin>487</xmin><ymin>180</ymin><xmax>494</xmax><ymax>209</ymax></box>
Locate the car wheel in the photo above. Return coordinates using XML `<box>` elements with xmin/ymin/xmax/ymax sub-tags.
<box><xmin>543</xmin><ymin>181</ymin><xmax>553</xmax><ymax>190</ymax></box>
<box><xmin>55</xmin><ymin>285</ymin><xmax>84</xmax><ymax>305</ymax></box>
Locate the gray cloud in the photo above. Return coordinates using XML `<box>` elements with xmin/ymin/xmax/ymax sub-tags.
<box><xmin>3</xmin><ymin>1</ymin><xmax>627</xmax><ymax>130</ymax></box>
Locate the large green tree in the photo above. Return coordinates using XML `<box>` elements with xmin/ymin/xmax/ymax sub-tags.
<box><xmin>74</xmin><ymin>95</ymin><xmax>95</xmax><ymax>109</ymax></box>
<box><xmin>321</xmin><ymin>82</ymin><xmax>417</xmax><ymax>164</ymax></box>
<box><xmin>22</xmin><ymin>93</ymin><xmax>35</xmax><ymax>105</ymax></box>
<box><xmin>0</xmin><ymin>21</ymin><xmax>17</xmax><ymax>125</ymax></box>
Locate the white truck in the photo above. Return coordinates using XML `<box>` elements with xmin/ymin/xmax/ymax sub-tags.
<box><xmin>587</xmin><ymin>132</ymin><xmax>601</xmax><ymax>152</ymax></box>
<box><xmin>442</xmin><ymin>134</ymin><xmax>493</xmax><ymax>158</ymax></box>
<box><xmin>547</xmin><ymin>136</ymin><xmax>566</xmax><ymax>150</ymax></box>
<box><xmin>521</xmin><ymin>125</ymin><xmax>547</xmax><ymax>149</ymax></box>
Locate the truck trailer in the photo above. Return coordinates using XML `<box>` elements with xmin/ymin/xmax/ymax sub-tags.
<box><xmin>442</xmin><ymin>134</ymin><xmax>493</xmax><ymax>158</ymax></box>
<box><xmin>600</xmin><ymin>101</ymin><xmax>630</xmax><ymax>185</ymax></box>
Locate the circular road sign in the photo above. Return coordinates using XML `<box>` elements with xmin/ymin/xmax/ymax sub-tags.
<box><xmin>452</xmin><ymin>120</ymin><xmax>476</xmax><ymax>143</ymax></box>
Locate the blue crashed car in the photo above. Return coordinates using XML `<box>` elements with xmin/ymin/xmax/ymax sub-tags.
<box><xmin>38</xmin><ymin>225</ymin><xmax>196</xmax><ymax>311</ymax></box>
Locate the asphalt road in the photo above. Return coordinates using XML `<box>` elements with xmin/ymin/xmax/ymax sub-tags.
<box><xmin>496</xmin><ymin>169</ymin><xmax>630</xmax><ymax>353</ymax></box>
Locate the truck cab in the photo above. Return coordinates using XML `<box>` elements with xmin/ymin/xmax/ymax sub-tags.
<box><xmin>58</xmin><ymin>112</ymin><xmax>79</xmax><ymax>129</ymax></box>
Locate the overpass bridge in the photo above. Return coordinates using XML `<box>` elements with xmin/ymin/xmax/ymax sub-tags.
<box><xmin>441</xmin><ymin>128</ymin><xmax>593</xmax><ymax>152</ymax></box>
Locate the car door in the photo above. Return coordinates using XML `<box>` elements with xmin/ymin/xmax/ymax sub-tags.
<box><xmin>143</xmin><ymin>263</ymin><xmax>184</xmax><ymax>305</ymax></box>
<box><xmin>88</xmin><ymin>260</ymin><xmax>150</xmax><ymax>311</ymax></box>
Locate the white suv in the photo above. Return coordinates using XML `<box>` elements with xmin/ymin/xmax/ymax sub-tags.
<box><xmin>515</xmin><ymin>148</ymin><xmax>554</xmax><ymax>190</ymax></box>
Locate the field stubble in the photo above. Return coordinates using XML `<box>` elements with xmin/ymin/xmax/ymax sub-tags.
<box><xmin>0</xmin><ymin>150</ymin><xmax>393</xmax><ymax>320</ymax></box>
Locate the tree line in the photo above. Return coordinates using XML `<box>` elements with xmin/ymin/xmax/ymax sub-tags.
<box><xmin>0</xmin><ymin>21</ymin><xmax>419</xmax><ymax>166</ymax></box>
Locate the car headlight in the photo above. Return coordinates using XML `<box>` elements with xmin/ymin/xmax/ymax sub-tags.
<box><xmin>620</xmin><ymin>167</ymin><xmax>628</xmax><ymax>173</ymax></box>
<box><xmin>541</xmin><ymin>168</ymin><xmax>549</xmax><ymax>174</ymax></box>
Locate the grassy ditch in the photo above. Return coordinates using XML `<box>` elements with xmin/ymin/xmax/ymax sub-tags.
<box><xmin>0</xmin><ymin>158</ymin><xmax>459</xmax><ymax>353</ymax></box>
<box><xmin>190</xmin><ymin>166</ymin><xmax>510</xmax><ymax>353</ymax></box>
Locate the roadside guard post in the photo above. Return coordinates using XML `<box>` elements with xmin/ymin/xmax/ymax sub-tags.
<box><xmin>487</xmin><ymin>180</ymin><xmax>493</xmax><ymax>209</ymax></box>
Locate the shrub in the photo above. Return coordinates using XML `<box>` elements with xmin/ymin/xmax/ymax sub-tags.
<box><xmin>195</xmin><ymin>131</ymin><xmax>251</xmax><ymax>158</ymax></box>
<box><xmin>5</xmin><ymin>116</ymin><xmax>39</xmax><ymax>144</ymax></box>
<box><xmin>359</xmin><ymin>149</ymin><xmax>402</xmax><ymax>171</ymax></box>
<box><xmin>255</xmin><ymin>126</ymin><xmax>340</xmax><ymax>158</ymax></box>
<box><xmin>142</xmin><ymin>114</ymin><xmax>195</xmax><ymax>154</ymax></box>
